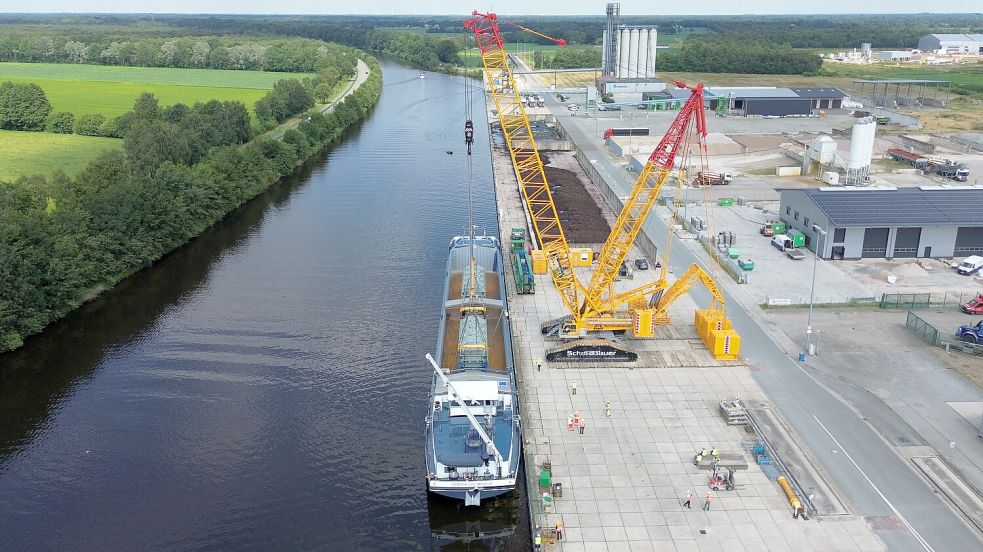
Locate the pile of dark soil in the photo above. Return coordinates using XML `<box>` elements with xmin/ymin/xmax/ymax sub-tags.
<box><xmin>540</xmin><ymin>152</ymin><xmax>611</xmax><ymax>244</ymax></box>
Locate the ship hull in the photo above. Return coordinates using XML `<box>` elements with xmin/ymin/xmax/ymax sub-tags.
<box><xmin>424</xmin><ymin>236</ymin><xmax>521</xmax><ymax>506</ymax></box>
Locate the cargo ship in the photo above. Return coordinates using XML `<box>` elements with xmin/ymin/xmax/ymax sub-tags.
<box><xmin>425</xmin><ymin>235</ymin><xmax>521</xmax><ymax>506</ymax></box>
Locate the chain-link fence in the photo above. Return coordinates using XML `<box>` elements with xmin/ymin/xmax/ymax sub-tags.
<box><xmin>881</xmin><ymin>291</ymin><xmax>979</xmax><ymax>310</ymax></box>
<box><xmin>905</xmin><ymin>311</ymin><xmax>940</xmax><ymax>346</ymax></box>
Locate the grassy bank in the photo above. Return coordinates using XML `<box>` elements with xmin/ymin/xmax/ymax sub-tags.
<box><xmin>0</xmin><ymin>130</ymin><xmax>121</xmax><ymax>180</ymax></box>
<box><xmin>0</xmin><ymin>55</ymin><xmax>382</xmax><ymax>352</ymax></box>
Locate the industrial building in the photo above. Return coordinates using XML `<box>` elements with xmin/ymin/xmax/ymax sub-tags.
<box><xmin>778</xmin><ymin>187</ymin><xmax>983</xmax><ymax>259</ymax></box>
<box><xmin>878</xmin><ymin>50</ymin><xmax>913</xmax><ymax>61</ymax></box>
<box><xmin>708</xmin><ymin>87</ymin><xmax>847</xmax><ymax>117</ymax></box>
<box><xmin>917</xmin><ymin>34</ymin><xmax>983</xmax><ymax>54</ymax></box>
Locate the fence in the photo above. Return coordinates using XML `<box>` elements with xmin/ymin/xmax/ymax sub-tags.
<box><xmin>881</xmin><ymin>291</ymin><xmax>979</xmax><ymax>310</ymax></box>
<box><xmin>906</xmin><ymin>311</ymin><xmax>940</xmax><ymax>346</ymax></box>
<box><xmin>904</xmin><ymin>310</ymin><xmax>983</xmax><ymax>357</ymax></box>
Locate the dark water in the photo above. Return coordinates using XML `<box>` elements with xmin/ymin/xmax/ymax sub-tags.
<box><xmin>0</xmin><ymin>59</ymin><xmax>528</xmax><ymax>551</ymax></box>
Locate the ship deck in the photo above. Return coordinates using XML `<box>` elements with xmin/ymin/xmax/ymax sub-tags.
<box><xmin>441</xmin><ymin>270</ymin><xmax>506</xmax><ymax>373</ymax></box>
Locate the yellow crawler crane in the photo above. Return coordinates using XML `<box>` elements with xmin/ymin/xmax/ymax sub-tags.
<box><xmin>464</xmin><ymin>11</ymin><xmax>739</xmax><ymax>361</ymax></box>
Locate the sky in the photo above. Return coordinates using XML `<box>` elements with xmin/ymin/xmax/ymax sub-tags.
<box><xmin>7</xmin><ymin>1</ymin><xmax>982</xmax><ymax>16</ymax></box>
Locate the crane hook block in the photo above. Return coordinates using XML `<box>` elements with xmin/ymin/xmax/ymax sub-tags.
<box><xmin>465</xmin><ymin>120</ymin><xmax>474</xmax><ymax>155</ymax></box>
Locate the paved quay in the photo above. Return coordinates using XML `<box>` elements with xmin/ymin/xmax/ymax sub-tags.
<box><xmin>489</xmin><ymin>140</ymin><xmax>884</xmax><ymax>551</ymax></box>
<box><xmin>536</xmin><ymin>92</ymin><xmax>983</xmax><ymax>551</ymax></box>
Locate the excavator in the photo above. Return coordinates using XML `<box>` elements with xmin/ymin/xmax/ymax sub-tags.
<box><xmin>464</xmin><ymin>11</ymin><xmax>740</xmax><ymax>362</ymax></box>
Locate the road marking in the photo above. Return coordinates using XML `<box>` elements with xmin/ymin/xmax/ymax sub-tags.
<box><xmin>813</xmin><ymin>415</ymin><xmax>936</xmax><ymax>552</ymax></box>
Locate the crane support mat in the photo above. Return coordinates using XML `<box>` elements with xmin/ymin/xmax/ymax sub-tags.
<box><xmin>546</xmin><ymin>338</ymin><xmax>637</xmax><ymax>362</ymax></box>
<box><xmin>695</xmin><ymin>453</ymin><xmax>749</xmax><ymax>470</ymax></box>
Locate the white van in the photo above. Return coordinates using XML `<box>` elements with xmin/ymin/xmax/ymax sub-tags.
<box><xmin>957</xmin><ymin>256</ymin><xmax>983</xmax><ymax>275</ymax></box>
<box><xmin>771</xmin><ymin>235</ymin><xmax>793</xmax><ymax>251</ymax></box>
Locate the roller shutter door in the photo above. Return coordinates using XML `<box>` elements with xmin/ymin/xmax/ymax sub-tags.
<box><xmin>862</xmin><ymin>227</ymin><xmax>889</xmax><ymax>258</ymax></box>
<box><xmin>954</xmin><ymin>227</ymin><xmax>983</xmax><ymax>255</ymax></box>
<box><xmin>894</xmin><ymin>227</ymin><xmax>921</xmax><ymax>258</ymax></box>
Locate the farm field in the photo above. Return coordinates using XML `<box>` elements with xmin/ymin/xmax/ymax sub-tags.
<box><xmin>820</xmin><ymin>61</ymin><xmax>983</xmax><ymax>94</ymax></box>
<box><xmin>0</xmin><ymin>130</ymin><xmax>121</xmax><ymax>181</ymax></box>
<box><xmin>0</xmin><ymin>63</ymin><xmax>314</xmax><ymax>118</ymax></box>
<box><xmin>461</xmin><ymin>42</ymin><xmax>599</xmax><ymax>68</ymax></box>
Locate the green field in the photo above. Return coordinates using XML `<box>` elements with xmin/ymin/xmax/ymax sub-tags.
<box><xmin>820</xmin><ymin>61</ymin><xmax>983</xmax><ymax>94</ymax></box>
<box><xmin>0</xmin><ymin>130</ymin><xmax>121</xmax><ymax>181</ymax></box>
<box><xmin>0</xmin><ymin>63</ymin><xmax>314</xmax><ymax>118</ymax></box>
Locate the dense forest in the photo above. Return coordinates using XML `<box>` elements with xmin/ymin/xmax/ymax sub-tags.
<box><xmin>0</xmin><ymin>55</ymin><xmax>382</xmax><ymax>351</ymax></box>
<box><xmin>659</xmin><ymin>36</ymin><xmax>823</xmax><ymax>75</ymax></box>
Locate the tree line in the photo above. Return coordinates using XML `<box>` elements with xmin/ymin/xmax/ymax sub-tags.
<box><xmin>0</xmin><ymin>56</ymin><xmax>382</xmax><ymax>352</ymax></box>
<box><xmin>0</xmin><ymin>32</ymin><xmax>356</xmax><ymax>74</ymax></box>
<box><xmin>658</xmin><ymin>36</ymin><xmax>823</xmax><ymax>75</ymax></box>
<box><xmin>0</xmin><ymin>55</ymin><xmax>355</xmax><ymax>138</ymax></box>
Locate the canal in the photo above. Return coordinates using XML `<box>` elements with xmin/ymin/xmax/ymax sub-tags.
<box><xmin>0</xmin><ymin>58</ymin><xmax>528</xmax><ymax>551</ymax></box>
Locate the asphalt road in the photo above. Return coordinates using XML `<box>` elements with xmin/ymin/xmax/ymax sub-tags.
<box><xmin>540</xmin><ymin>90</ymin><xmax>983</xmax><ymax>551</ymax></box>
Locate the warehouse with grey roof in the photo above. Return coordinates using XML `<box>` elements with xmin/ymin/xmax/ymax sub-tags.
<box><xmin>778</xmin><ymin>187</ymin><xmax>983</xmax><ymax>259</ymax></box>
<box><xmin>708</xmin><ymin>87</ymin><xmax>848</xmax><ymax>117</ymax></box>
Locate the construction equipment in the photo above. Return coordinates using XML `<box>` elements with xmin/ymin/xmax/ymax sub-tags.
<box><xmin>509</xmin><ymin>227</ymin><xmax>535</xmax><ymax>294</ymax></box>
<box><xmin>956</xmin><ymin>321</ymin><xmax>983</xmax><ymax>343</ymax></box>
<box><xmin>888</xmin><ymin>148</ymin><xmax>969</xmax><ymax>181</ymax></box>
<box><xmin>709</xmin><ymin>467</ymin><xmax>737</xmax><ymax>491</ymax></box>
<box><xmin>464</xmin><ymin>11</ymin><xmax>739</xmax><ymax>361</ymax></box>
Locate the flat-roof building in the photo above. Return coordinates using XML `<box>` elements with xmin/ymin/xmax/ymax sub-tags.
<box><xmin>709</xmin><ymin>87</ymin><xmax>847</xmax><ymax>117</ymax></box>
<box><xmin>779</xmin><ymin>187</ymin><xmax>983</xmax><ymax>259</ymax></box>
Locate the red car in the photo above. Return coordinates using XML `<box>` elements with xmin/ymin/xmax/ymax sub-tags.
<box><xmin>962</xmin><ymin>294</ymin><xmax>983</xmax><ymax>315</ymax></box>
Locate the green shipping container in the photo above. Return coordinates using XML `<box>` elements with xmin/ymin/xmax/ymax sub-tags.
<box><xmin>787</xmin><ymin>229</ymin><xmax>805</xmax><ymax>248</ymax></box>
<box><xmin>718</xmin><ymin>198</ymin><xmax>734</xmax><ymax>207</ymax></box>
<box><xmin>727</xmin><ymin>247</ymin><xmax>740</xmax><ymax>258</ymax></box>
<box><xmin>771</xmin><ymin>222</ymin><xmax>787</xmax><ymax>235</ymax></box>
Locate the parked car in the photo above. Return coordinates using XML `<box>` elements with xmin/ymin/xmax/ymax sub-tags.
<box><xmin>963</xmin><ymin>294</ymin><xmax>983</xmax><ymax>314</ymax></box>
<box><xmin>635</xmin><ymin>258</ymin><xmax>650</xmax><ymax>270</ymax></box>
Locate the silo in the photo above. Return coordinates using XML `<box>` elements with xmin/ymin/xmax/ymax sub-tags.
<box><xmin>846</xmin><ymin>116</ymin><xmax>876</xmax><ymax>184</ymax></box>
<box><xmin>601</xmin><ymin>29</ymin><xmax>608</xmax><ymax>73</ymax></box>
<box><xmin>628</xmin><ymin>28</ymin><xmax>640</xmax><ymax>78</ymax></box>
<box><xmin>637</xmin><ymin>29</ymin><xmax>649</xmax><ymax>78</ymax></box>
<box><xmin>646</xmin><ymin>28</ymin><xmax>658</xmax><ymax>77</ymax></box>
<box><xmin>618</xmin><ymin>28</ymin><xmax>630</xmax><ymax>78</ymax></box>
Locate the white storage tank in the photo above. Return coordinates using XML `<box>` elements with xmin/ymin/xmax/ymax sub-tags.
<box><xmin>848</xmin><ymin>117</ymin><xmax>876</xmax><ymax>169</ymax></box>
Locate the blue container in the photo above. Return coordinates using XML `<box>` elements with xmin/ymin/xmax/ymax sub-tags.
<box><xmin>798</xmin><ymin>352</ymin><xmax>806</xmax><ymax>361</ymax></box>
<box><xmin>757</xmin><ymin>454</ymin><xmax>770</xmax><ymax>465</ymax></box>
<box><xmin>753</xmin><ymin>444</ymin><xmax>766</xmax><ymax>456</ymax></box>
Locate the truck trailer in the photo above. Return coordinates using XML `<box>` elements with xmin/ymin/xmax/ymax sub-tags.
<box><xmin>693</xmin><ymin>171</ymin><xmax>732</xmax><ymax>186</ymax></box>
<box><xmin>887</xmin><ymin>148</ymin><xmax>969</xmax><ymax>181</ymax></box>
<box><xmin>603</xmin><ymin>127</ymin><xmax>650</xmax><ymax>140</ymax></box>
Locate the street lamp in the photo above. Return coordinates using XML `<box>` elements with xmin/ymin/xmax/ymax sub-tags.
<box><xmin>806</xmin><ymin>224</ymin><xmax>828</xmax><ymax>356</ymax></box>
